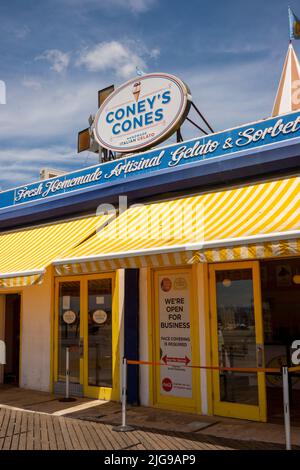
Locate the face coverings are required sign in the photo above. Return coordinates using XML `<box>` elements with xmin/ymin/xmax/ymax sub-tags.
<box><xmin>158</xmin><ymin>271</ymin><xmax>192</xmax><ymax>398</ymax></box>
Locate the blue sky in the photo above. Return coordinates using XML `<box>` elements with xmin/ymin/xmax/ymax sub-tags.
<box><xmin>0</xmin><ymin>0</ymin><xmax>298</xmax><ymax>189</ymax></box>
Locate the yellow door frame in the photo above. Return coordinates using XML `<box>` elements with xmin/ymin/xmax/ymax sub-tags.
<box><xmin>0</xmin><ymin>289</ymin><xmax>23</xmax><ymax>388</ymax></box>
<box><xmin>54</xmin><ymin>275</ymin><xmax>82</xmax><ymax>385</ymax></box>
<box><xmin>209</xmin><ymin>260</ymin><xmax>267</xmax><ymax>422</ymax></box>
<box><xmin>54</xmin><ymin>272</ymin><xmax>119</xmax><ymax>401</ymax></box>
<box><xmin>83</xmin><ymin>272</ymin><xmax>119</xmax><ymax>401</ymax></box>
<box><xmin>151</xmin><ymin>265</ymin><xmax>201</xmax><ymax>414</ymax></box>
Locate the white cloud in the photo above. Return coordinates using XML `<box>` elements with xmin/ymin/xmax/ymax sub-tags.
<box><xmin>119</xmin><ymin>0</ymin><xmax>156</xmax><ymax>13</ymax></box>
<box><xmin>62</xmin><ymin>0</ymin><xmax>156</xmax><ymax>14</ymax></box>
<box><xmin>14</xmin><ymin>25</ymin><xmax>31</xmax><ymax>39</ymax></box>
<box><xmin>22</xmin><ymin>78</ymin><xmax>43</xmax><ymax>90</ymax></box>
<box><xmin>0</xmin><ymin>146</ymin><xmax>98</xmax><ymax>190</ymax></box>
<box><xmin>36</xmin><ymin>49</ymin><xmax>70</xmax><ymax>74</ymax></box>
<box><xmin>77</xmin><ymin>41</ymin><xmax>146</xmax><ymax>79</ymax></box>
<box><xmin>0</xmin><ymin>39</ymin><xmax>278</xmax><ymax>191</ymax></box>
<box><xmin>0</xmin><ymin>77</ymin><xmax>106</xmax><ymax>143</ymax></box>
<box><xmin>150</xmin><ymin>48</ymin><xmax>160</xmax><ymax>59</ymax></box>
<box><xmin>179</xmin><ymin>59</ymin><xmax>275</xmax><ymax>138</ymax></box>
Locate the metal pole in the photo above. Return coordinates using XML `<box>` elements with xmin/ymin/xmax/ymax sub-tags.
<box><xmin>113</xmin><ymin>357</ymin><xmax>134</xmax><ymax>432</ymax></box>
<box><xmin>66</xmin><ymin>347</ymin><xmax>70</xmax><ymax>400</ymax></box>
<box><xmin>59</xmin><ymin>347</ymin><xmax>76</xmax><ymax>402</ymax></box>
<box><xmin>122</xmin><ymin>357</ymin><xmax>127</xmax><ymax>427</ymax></box>
<box><xmin>282</xmin><ymin>366</ymin><xmax>292</xmax><ymax>450</ymax></box>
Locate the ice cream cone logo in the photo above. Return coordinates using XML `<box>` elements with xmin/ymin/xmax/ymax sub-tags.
<box><xmin>132</xmin><ymin>81</ymin><xmax>141</xmax><ymax>102</ymax></box>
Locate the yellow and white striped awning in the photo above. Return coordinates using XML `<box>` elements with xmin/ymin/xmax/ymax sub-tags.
<box><xmin>54</xmin><ymin>176</ymin><xmax>300</xmax><ymax>275</ymax></box>
<box><xmin>0</xmin><ymin>214</ymin><xmax>110</xmax><ymax>288</ymax></box>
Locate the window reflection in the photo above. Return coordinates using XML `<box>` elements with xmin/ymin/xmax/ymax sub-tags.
<box><xmin>216</xmin><ymin>269</ymin><xmax>258</xmax><ymax>405</ymax></box>
<box><xmin>58</xmin><ymin>282</ymin><xmax>80</xmax><ymax>383</ymax></box>
<box><xmin>88</xmin><ymin>279</ymin><xmax>112</xmax><ymax>388</ymax></box>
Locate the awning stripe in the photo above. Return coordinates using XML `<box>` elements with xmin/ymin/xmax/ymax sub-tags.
<box><xmin>54</xmin><ymin>238</ymin><xmax>299</xmax><ymax>275</ymax></box>
<box><xmin>53</xmin><ymin>176</ymin><xmax>300</xmax><ymax>274</ymax></box>
<box><xmin>0</xmin><ymin>214</ymin><xmax>111</xmax><ymax>287</ymax></box>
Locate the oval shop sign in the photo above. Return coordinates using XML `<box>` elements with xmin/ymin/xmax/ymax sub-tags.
<box><xmin>93</xmin><ymin>73</ymin><xmax>191</xmax><ymax>153</ymax></box>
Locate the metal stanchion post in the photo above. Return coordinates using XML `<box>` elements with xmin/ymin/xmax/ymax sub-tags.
<box><xmin>59</xmin><ymin>347</ymin><xmax>76</xmax><ymax>402</ymax></box>
<box><xmin>113</xmin><ymin>358</ymin><xmax>134</xmax><ymax>432</ymax></box>
<box><xmin>282</xmin><ymin>366</ymin><xmax>292</xmax><ymax>450</ymax></box>
<box><xmin>66</xmin><ymin>347</ymin><xmax>70</xmax><ymax>399</ymax></box>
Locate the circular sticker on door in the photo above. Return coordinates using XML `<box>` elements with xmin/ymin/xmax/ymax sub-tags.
<box><xmin>160</xmin><ymin>278</ymin><xmax>172</xmax><ymax>292</ymax></box>
<box><xmin>93</xmin><ymin>309</ymin><xmax>107</xmax><ymax>325</ymax></box>
<box><xmin>63</xmin><ymin>310</ymin><xmax>76</xmax><ymax>325</ymax></box>
<box><xmin>174</xmin><ymin>277</ymin><xmax>188</xmax><ymax>290</ymax></box>
<box><xmin>162</xmin><ymin>377</ymin><xmax>173</xmax><ymax>392</ymax></box>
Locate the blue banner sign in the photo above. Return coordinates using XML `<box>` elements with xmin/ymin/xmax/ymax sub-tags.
<box><xmin>1</xmin><ymin>110</ymin><xmax>300</xmax><ymax>210</ymax></box>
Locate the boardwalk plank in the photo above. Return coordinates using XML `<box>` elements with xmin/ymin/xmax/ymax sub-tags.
<box><xmin>33</xmin><ymin>413</ymin><xmax>41</xmax><ymax>450</ymax></box>
<box><xmin>2</xmin><ymin>435</ymin><xmax>12</xmax><ymax>450</ymax></box>
<box><xmin>0</xmin><ymin>409</ymin><xmax>10</xmax><ymax>438</ymax></box>
<box><xmin>0</xmin><ymin>409</ymin><xmax>6</xmax><ymax>430</ymax></box>
<box><xmin>58</xmin><ymin>416</ymin><xmax>73</xmax><ymax>450</ymax></box>
<box><xmin>70</xmin><ymin>419</ymin><xmax>90</xmax><ymax>450</ymax></box>
<box><xmin>10</xmin><ymin>411</ymin><xmax>22</xmax><ymax>450</ymax></box>
<box><xmin>91</xmin><ymin>422</ymin><xmax>114</xmax><ymax>450</ymax></box>
<box><xmin>40</xmin><ymin>414</ymin><xmax>50</xmax><ymax>450</ymax></box>
<box><xmin>84</xmin><ymin>421</ymin><xmax>105</xmax><ymax>450</ymax></box>
<box><xmin>79</xmin><ymin>422</ymin><xmax>98</xmax><ymax>450</ymax></box>
<box><xmin>46</xmin><ymin>415</ymin><xmax>58</xmax><ymax>450</ymax></box>
<box><xmin>110</xmin><ymin>428</ymin><xmax>140</xmax><ymax>448</ymax></box>
<box><xmin>6</xmin><ymin>409</ymin><xmax>16</xmax><ymax>439</ymax></box>
<box><xmin>52</xmin><ymin>416</ymin><xmax>66</xmax><ymax>450</ymax></box>
<box><xmin>20</xmin><ymin>410</ymin><xmax>28</xmax><ymax>434</ymax></box>
<box><xmin>99</xmin><ymin>425</ymin><xmax>125</xmax><ymax>450</ymax></box>
<box><xmin>132</xmin><ymin>430</ymin><xmax>160</xmax><ymax>450</ymax></box>
<box><xmin>0</xmin><ymin>404</ymin><xmax>292</xmax><ymax>451</ymax></box>
<box><xmin>65</xmin><ymin>419</ymin><xmax>81</xmax><ymax>450</ymax></box>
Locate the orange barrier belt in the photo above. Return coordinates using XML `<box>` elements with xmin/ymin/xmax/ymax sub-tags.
<box><xmin>288</xmin><ymin>365</ymin><xmax>300</xmax><ymax>373</ymax></box>
<box><xmin>126</xmin><ymin>359</ymin><xmax>281</xmax><ymax>374</ymax></box>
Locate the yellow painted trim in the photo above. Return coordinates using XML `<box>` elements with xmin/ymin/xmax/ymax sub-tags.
<box><xmin>152</xmin><ymin>402</ymin><xmax>199</xmax><ymax>414</ymax></box>
<box><xmin>0</xmin><ymin>289</ymin><xmax>23</xmax><ymax>386</ymax></box>
<box><xmin>209</xmin><ymin>261</ymin><xmax>266</xmax><ymax>422</ymax></box>
<box><xmin>53</xmin><ymin>277</ymin><xmax>60</xmax><ymax>382</ymax></box>
<box><xmin>191</xmin><ymin>264</ymin><xmax>201</xmax><ymax>414</ymax></box>
<box><xmin>204</xmin><ymin>263</ymin><xmax>213</xmax><ymax>415</ymax></box>
<box><xmin>80</xmin><ymin>277</ymin><xmax>86</xmax><ymax>386</ymax></box>
<box><xmin>49</xmin><ymin>265</ymin><xmax>55</xmax><ymax>393</ymax></box>
<box><xmin>18</xmin><ymin>291</ymin><xmax>23</xmax><ymax>387</ymax></box>
<box><xmin>152</xmin><ymin>266</ymin><xmax>199</xmax><ymax>413</ymax></box>
<box><xmin>147</xmin><ymin>267</ymin><xmax>154</xmax><ymax>407</ymax></box>
<box><xmin>252</xmin><ymin>261</ymin><xmax>267</xmax><ymax>423</ymax></box>
<box><xmin>197</xmin><ymin>262</ymin><xmax>214</xmax><ymax>416</ymax></box>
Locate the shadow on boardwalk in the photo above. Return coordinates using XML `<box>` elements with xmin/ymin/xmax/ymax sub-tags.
<box><xmin>0</xmin><ymin>406</ymin><xmax>297</xmax><ymax>451</ymax></box>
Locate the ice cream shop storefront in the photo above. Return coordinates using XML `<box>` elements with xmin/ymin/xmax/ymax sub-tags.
<box><xmin>0</xmin><ymin>63</ymin><xmax>300</xmax><ymax>425</ymax></box>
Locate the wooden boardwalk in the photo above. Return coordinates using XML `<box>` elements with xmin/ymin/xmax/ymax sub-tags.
<box><xmin>0</xmin><ymin>406</ymin><xmax>289</xmax><ymax>451</ymax></box>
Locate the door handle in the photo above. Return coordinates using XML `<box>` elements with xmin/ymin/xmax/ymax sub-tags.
<box><xmin>79</xmin><ymin>338</ymin><xmax>84</xmax><ymax>358</ymax></box>
<box><xmin>256</xmin><ymin>344</ymin><xmax>264</xmax><ymax>368</ymax></box>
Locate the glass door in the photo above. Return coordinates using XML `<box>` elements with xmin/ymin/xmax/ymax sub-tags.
<box><xmin>83</xmin><ymin>275</ymin><xmax>116</xmax><ymax>400</ymax></box>
<box><xmin>55</xmin><ymin>273</ymin><xmax>118</xmax><ymax>401</ymax></box>
<box><xmin>57</xmin><ymin>281</ymin><xmax>82</xmax><ymax>388</ymax></box>
<box><xmin>209</xmin><ymin>261</ymin><xmax>267</xmax><ymax>422</ymax></box>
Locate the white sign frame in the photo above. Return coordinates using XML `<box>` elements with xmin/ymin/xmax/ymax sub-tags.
<box><xmin>94</xmin><ymin>73</ymin><xmax>191</xmax><ymax>153</ymax></box>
